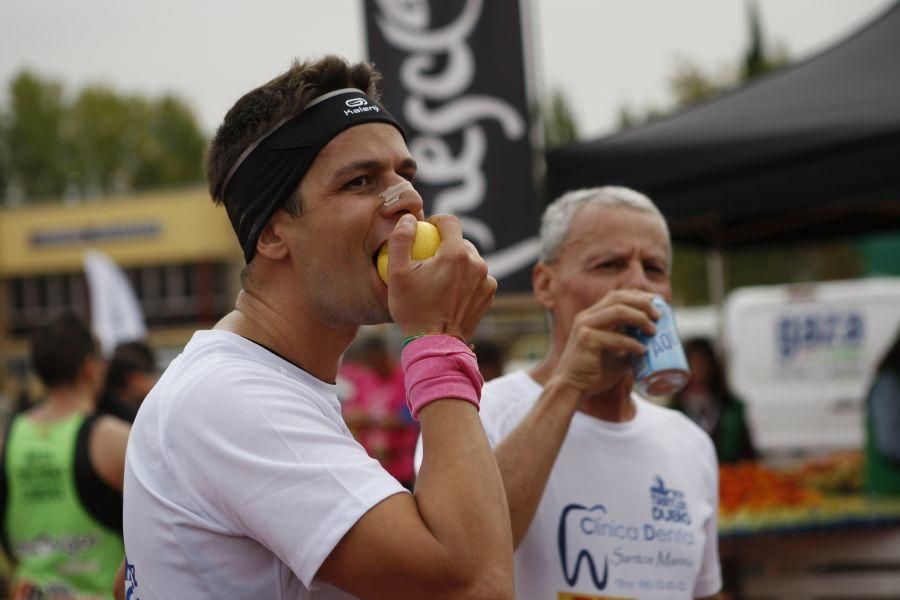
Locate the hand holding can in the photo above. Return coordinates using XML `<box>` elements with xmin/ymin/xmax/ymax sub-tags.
<box><xmin>628</xmin><ymin>296</ymin><xmax>690</xmax><ymax>396</ymax></box>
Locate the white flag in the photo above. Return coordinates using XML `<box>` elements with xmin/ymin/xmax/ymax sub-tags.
<box><xmin>83</xmin><ymin>250</ymin><xmax>147</xmax><ymax>357</ymax></box>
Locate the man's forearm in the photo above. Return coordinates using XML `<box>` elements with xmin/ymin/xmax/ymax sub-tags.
<box><xmin>493</xmin><ymin>378</ymin><xmax>582</xmax><ymax>546</ymax></box>
<box><xmin>414</xmin><ymin>400</ymin><xmax>514</xmax><ymax>586</ymax></box>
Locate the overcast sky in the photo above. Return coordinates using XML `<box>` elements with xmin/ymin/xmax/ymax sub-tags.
<box><xmin>1</xmin><ymin>0</ymin><xmax>892</xmax><ymax>139</ymax></box>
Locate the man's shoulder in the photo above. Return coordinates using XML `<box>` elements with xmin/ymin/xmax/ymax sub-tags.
<box><xmin>144</xmin><ymin>331</ymin><xmax>338</xmax><ymax>432</ymax></box>
<box><xmin>167</xmin><ymin>331</ymin><xmax>308</xmax><ymax>392</ymax></box>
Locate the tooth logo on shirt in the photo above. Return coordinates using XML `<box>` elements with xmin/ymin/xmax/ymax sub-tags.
<box><xmin>558</xmin><ymin>503</ymin><xmax>610</xmax><ymax>590</ymax></box>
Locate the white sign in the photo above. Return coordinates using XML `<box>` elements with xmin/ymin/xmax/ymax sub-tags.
<box><xmin>724</xmin><ymin>277</ymin><xmax>900</xmax><ymax>452</ymax></box>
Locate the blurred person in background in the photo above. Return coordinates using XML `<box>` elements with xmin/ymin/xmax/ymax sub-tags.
<box><xmin>865</xmin><ymin>326</ymin><xmax>900</xmax><ymax>496</ymax></box>
<box><xmin>96</xmin><ymin>341</ymin><xmax>158</xmax><ymax>424</ymax></box>
<box><xmin>0</xmin><ymin>385</ymin><xmax>7</xmax><ymax>422</ymax></box>
<box><xmin>340</xmin><ymin>336</ymin><xmax>417</xmax><ymax>488</ymax></box>
<box><xmin>0</xmin><ymin>312</ymin><xmax>129</xmax><ymax>599</ymax></box>
<box><xmin>418</xmin><ymin>186</ymin><xmax>722</xmax><ymax>599</ymax></box>
<box><xmin>670</xmin><ymin>338</ymin><xmax>757</xmax><ymax>464</ymax></box>
<box><xmin>471</xmin><ymin>339</ymin><xmax>505</xmax><ymax>382</ymax></box>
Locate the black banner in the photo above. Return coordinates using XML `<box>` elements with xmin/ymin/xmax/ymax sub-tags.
<box><xmin>364</xmin><ymin>0</ymin><xmax>540</xmax><ymax>292</ymax></box>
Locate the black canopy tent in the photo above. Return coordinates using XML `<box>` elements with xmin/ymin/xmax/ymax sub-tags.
<box><xmin>545</xmin><ymin>2</ymin><xmax>900</xmax><ymax>248</ymax></box>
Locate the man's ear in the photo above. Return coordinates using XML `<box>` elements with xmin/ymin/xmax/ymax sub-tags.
<box><xmin>532</xmin><ymin>261</ymin><xmax>556</xmax><ymax>309</ymax></box>
<box><xmin>255</xmin><ymin>213</ymin><xmax>290</xmax><ymax>261</ymax></box>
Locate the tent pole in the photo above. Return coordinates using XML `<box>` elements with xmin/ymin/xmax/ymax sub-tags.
<box><xmin>707</xmin><ymin>246</ymin><xmax>726</xmax><ymax>307</ymax></box>
<box><xmin>706</xmin><ymin>246</ymin><xmax>727</xmax><ymax>348</ymax></box>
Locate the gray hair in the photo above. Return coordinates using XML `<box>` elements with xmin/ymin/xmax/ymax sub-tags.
<box><xmin>538</xmin><ymin>186</ymin><xmax>671</xmax><ymax>264</ymax></box>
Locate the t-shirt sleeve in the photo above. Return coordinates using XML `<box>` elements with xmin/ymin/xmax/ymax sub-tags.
<box><xmin>693</xmin><ymin>435</ymin><xmax>723</xmax><ymax>598</ymax></box>
<box><xmin>163</xmin><ymin>370</ymin><xmax>406</xmax><ymax>588</ymax></box>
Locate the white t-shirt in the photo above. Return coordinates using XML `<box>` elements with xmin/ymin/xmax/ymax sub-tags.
<box><xmin>123</xmin><ymin>330</ymin><xmax>406</xmax><ymax>599</ymax></box>
<box><xmin>478</xmin><ymin>371</ymin><xmax>722</xmax><ymax>600</ymax></box>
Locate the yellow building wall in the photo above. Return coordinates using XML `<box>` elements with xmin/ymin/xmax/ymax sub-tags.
<box><xmin>0</xmin><ymin>187</ymin><xmax>241</xmax><ymax>276</ymax></box>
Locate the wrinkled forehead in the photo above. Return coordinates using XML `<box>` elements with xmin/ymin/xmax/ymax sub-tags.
<box><xmin>565</xmin><ymin>204</ymin><xmax>671</xmax><ymax>255</ymax></box>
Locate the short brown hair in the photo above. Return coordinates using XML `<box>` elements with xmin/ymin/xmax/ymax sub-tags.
<box><xmin>205</xmin><ymin>56</ymin><xmax>383</xmax><ymax>216</ymax></box>
<box><xmin>30</xmin><ymin>312</ymin><xmax>98</xmax><ymax>388</ymax></box>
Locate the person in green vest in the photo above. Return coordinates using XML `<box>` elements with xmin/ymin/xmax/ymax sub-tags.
<box><xmin>670</xmin><ymin>338</ymin><xmax>758</xmax><ymax>464</ymax></box>
<box><xmin>865</xmin><ymin>327</ymin><xmax>900</xmax><ymax>496</ymax></box>
<box><xmin>1</xmin><ymin>312</ymin><xmax>130</xmax><ymax>599</ymax></box>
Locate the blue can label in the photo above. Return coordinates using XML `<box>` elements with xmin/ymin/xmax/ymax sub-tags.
<box><xmin>629</xmin><ymin>296</ymin><xmax>690</xmax><ymax>396</ymax></box>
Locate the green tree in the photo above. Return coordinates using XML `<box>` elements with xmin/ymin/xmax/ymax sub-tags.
<box><xmin>726</xmin><ymin>242</ymin><xmax>862</xmax><ymax>289</ymax></box>
<box><xmin>668</xmin><ymin>58</ymin><xmax>731</xmax><ymax>107</ymax></box>
<box><xmin>740</xmin><ymin>0</ymin><xmax>789</xmax><ymax>81</ymax></box>
<box><xmin>1</xmin><ymin>70</ymin><xmax>206</xmax><ymax>203</ymax></box>
<box><xmin>6</xmin><ymin>71</ymin><xmax>70</xmax><ymax>201</ymax></box>
<box><xmin>618</xmin><ymin>0</ymin><xmax>789</xmax><ymax>129</ymax></box>
<box><xmin>67</xmin><ymin>85</ymin><xmax>135</xmax><ymax>196</ymax></box>
<box><xmin>131</xmin><ymin>95</ymin><xmax>205</xmax><ymax>190</ymax></box>
<box><xmin>0</xmin><ymin>108</ymin><xmax>9</xmax><ymax>203</ymax></box>
<box><xmin>542</xmin><ymin>89</ymin><xmax>579</xmax><ymax>150</ymax></box>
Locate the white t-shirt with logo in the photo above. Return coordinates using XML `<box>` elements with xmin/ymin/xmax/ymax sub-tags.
<box><xmin>123</xmin><ymin>330</ymin><xmax>406</xmax><ymax>599</ymax></box>
<box><xmin>479</xmin><ymin>371</ymin><xmax>722</xmax><ymax>600</ymax></box>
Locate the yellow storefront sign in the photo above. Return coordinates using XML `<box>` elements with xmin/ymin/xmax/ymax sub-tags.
<box><xmin>0</xmin><ymin>187</ymin><xmax>239</xmax><ymax>276</ymax></box>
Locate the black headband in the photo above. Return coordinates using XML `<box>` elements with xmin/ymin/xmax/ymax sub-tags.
<box><xmin>219</xmin><ymin>88</ymin><xmax>405</xmax><ymax>263</ymax></box>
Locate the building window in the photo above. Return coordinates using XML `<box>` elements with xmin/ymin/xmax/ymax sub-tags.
<box><xmin>4</xmin><ymin>261</ymin><xmax>233</xmax><ymax>336</ymax></box>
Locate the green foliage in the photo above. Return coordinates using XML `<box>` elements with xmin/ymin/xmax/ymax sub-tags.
<box><xmin>0</xmin><ymin>108</ymin><xmax>8</xmax><ymax>200</ymax></box>
<box><xmin>67</xmin><ymin>85</ymin><xmax>135</xmax><ymax>196</ymax></box>
<box><xmin>743</xmin><ymin>0</ymin><xmax>766</xmax><ymax>80</ymax></box>
<box><xmin>726</xmin><ymin>241</ymin><xmax>862</xmax><ymax>291</ymax></box>
<box><xmin>740</xmin><ymin>0</ymin><xmax>789</xmax><ymax>81</ymax></box>
<box><xmin>132</xmin><ymin>95</ymin><xmax>205</xmax><ymax>189</ymax></box>
<box><xmin>617</xmin><ymin>104</ymin><xmax>666</xmax><ymax>131</ymax></box>
<box><xmin>6</xmin><ymin>72</ymin><xmax>69</xmax><ymax>201</ymax></box>
<box><xmin>855</xmin><ymin>233</ymin><xmax>900</xmax><ymax>276</ymax></box>
<box><xmin>670</xmin><ymin>244</ymin><xmax>710</xmax><ymax>306</ymax></box>
<box><xmin>618</xmin><ymin>0</ymin><xmax>790</xmax><ymax>130</ymax></box>
<box><xmin>668</xmin><ymin>58</ymin><xmax>732</xmax><ymax>107</ymax></box>
<box><xmin>0</xmin><ymin>70</ymin><xmax>206</xmax><ymax>204</ymax></box>
<box><xmin>668</xmin><ymin>241</ymin><xmax>864</xmax><ymax>306</ymax></box>
<box><xmin>542</xmin><ymin>89</ymin><xmax>580</xmax><ymax>150</ymax></box>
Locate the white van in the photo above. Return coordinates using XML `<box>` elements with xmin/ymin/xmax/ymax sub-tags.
<box><xmin>721</xmin><ymin>277</ymin><xmax>900</xmax><ymax>454</ymax></box>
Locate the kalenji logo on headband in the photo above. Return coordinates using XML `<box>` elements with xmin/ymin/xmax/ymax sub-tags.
<box><xmin>343</xmin><ymin>97</ymin><xmax>380</xmax><ymax>117</ymax></box>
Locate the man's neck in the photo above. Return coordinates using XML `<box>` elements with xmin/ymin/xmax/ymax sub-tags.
<box><xmin>29</xmin><ymin>385</ymin><xmax>95</xmax><ymax>422</ymax></box>
<box><xmin>216</xmin><ymin>289</ymin><xmax>357</xmax><ymax>384</ymax></box>
<box><xmin>529</xmin><ymin>351</ymin><xmax>636</xmax><ymax>424</ymax></box>
<box><xmin>578</xmin><ymin>381</ymin><xmax>636</xmax><ymax>422</ymax></box>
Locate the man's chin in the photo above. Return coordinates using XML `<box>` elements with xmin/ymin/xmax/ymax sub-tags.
<box><xmin>357</xmin><ymin>305</ymin><xmax>393</xmax><ymax>327</ymax></box>
<box><xmin>587</xmin><ymin>370</ymin><xmax>634</xmax><ymax>399</ymax></box>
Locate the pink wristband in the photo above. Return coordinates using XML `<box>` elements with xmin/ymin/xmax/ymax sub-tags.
<box><xmin>401</xmin><ymin>335</ymin><xmax>484</xmax><ymax>420</ymax></box>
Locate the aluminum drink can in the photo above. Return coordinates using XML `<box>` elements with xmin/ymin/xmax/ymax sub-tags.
<box><xmin>629</xmin><ymin>296</ymin><xmax>690</xmax><ymax>397</ymax></box>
